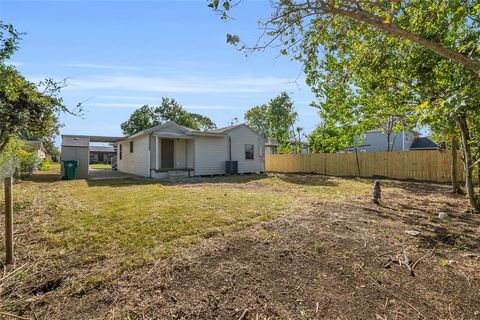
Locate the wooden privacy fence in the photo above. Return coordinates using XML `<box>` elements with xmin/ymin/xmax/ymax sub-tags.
<box><xmin>265</xmin><ymin>150</ymin><xmax>463</xmax><ymax>183</ymax></box>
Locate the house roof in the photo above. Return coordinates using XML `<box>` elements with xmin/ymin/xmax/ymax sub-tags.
<box><xmin>90</xmin><ymin>146</ymin><xmax>115</xmax><ymax>152</ymax></box>
<box><xmin>410</xmin><ymin>137</ymin><xmax>438</xmax><ymax>150</ymax></box>
<box><xmin>62</xmin><ymin>136</ymin><xmax>90</xmax><ymax>147</ymax></box>
<box><xmin>26</xmin><ymin>140</ymin><xmax>47</xmax><ymax>153</ymax></box>
<box><xmin>365</xmin><ymin>128</ymin><xmax>420</xmax><ymax>136</ymax></box>
<box><xmin>207</xmin><ymin>123</ymin><xmax>244</xmax><ymax>133</ymax></box>
<box><xmin>207</xmin><ymin>123</ymin><xmax>264</xmax><ymax>139</ymax></box>
<box><xmin>119</xmin><ymin>121</ymin><xmax>225</xmax><ymax>142</ymax></box>
<box><xmin>61</xmin><ymin>134</ymin><xmax>124</xmax><ymax>143</ymax></box>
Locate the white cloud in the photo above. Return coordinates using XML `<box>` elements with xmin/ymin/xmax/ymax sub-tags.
<box><xmin>184</xmin><ymin>105</ymin><xmax>242</xmax><ymax>110</ymax></box>
<box><xmin>65</xmin><ymin>74</ymin><xmax>306</xmax><ymax>94</ymax></box>
<box><xmin>87</xmin><ymin>102</ymin><xmax>241</xmax><ymax>110</ymax></box>
<box><xmin>96</xmin><ymin>95</ymin><xmax>161</xmax><ymax>101</ymax></box>
<box><xmin>87</xmin><ymin>102</ymin><xmax>143</xmax><ymax>108</ymax></box>
<box><xmin>64</xmin><ymin>63</ymin><xmax>141</xmax><ymax>71</ymax></box>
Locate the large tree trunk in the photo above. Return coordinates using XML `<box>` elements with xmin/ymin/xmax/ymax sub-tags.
<box><xmin>451</xmin><ymin>137</ymin><xmax>461</xmax><ymax>194</ymax></box>
<box><xmin>477</xmin><ymin>146</ymin><xmax>480</xmax><ymax>188</ymax></box>
<box><xmin>0</xmin><ymin>135</ymin><xmax>11</xmax><ymax>154</ymax></box>
<box><xmin>386</xmin><ymin>132</ymin><xmax>391</xmax><ymax>152</ymax></box>
<box><xmin>456</xmin><ymin>116</ymin><xmax>480</xmax><ymax>212</ymax></box>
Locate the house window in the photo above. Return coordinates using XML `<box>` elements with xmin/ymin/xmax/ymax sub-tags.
<box><xmin>245</xmin><ymin>144</ymin><xmax>254</xmax><ymax>160</ymax></box>
<box><xmin>119</xmin><ymin>144</ymin><xmax>122</xmax><ymax>160</ymax></box>
<box><xmin>130</xmin><ymin>141</ymin><xmax>134</xmax><ymax>153</ymax></box>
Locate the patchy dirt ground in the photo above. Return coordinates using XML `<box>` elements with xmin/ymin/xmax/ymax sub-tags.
<box><xmin>1</xmin><ymin>173</ymin><xmax>479</xmax><ymax>319</ymax></box>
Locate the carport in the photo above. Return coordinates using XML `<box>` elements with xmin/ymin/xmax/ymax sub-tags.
<box><xmin>61</xmin><ymin>135</ymin><xmax>123</xmax><ymax>179</ymax></box>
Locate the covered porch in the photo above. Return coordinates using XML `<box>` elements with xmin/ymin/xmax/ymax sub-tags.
<box><xmin>151</xmin><ymin>132</ymin><xmax>195</xmax><ymax>179</ymax></box>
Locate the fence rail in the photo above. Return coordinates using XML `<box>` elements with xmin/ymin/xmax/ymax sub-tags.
<box><xmin>265</xmin><ymin>151</ymin><xmax>462</xmax><ymax>183</ymax></box>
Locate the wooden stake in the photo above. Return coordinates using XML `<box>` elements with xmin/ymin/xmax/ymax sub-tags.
<box><xmin>5</xmin><ymin>176</ymin><xmax>13</xmax><ymax>264</ymax></box>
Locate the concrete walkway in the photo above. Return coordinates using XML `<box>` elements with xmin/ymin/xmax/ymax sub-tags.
<box><xmin>87</xmin><ymin>169</ymin><xmax>139</xmax><ymax>180</ymax></box>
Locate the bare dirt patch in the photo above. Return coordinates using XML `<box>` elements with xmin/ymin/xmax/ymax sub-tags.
<box><xmin>1</xmin><ymin>174</ymin><xmax>479</xmax><ymax>319</ymax></box>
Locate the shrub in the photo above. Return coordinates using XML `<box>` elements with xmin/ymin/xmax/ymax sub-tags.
<box><xmin>16</xmin><ymin>150</ymin><xmax>41</xmax><ymax>178</ymax></box>
<box><xmin>0</xmin><ymin>138</ymin><xmax>23</xmax><ymax>180</ymax></box>
<box><xmin>39</xmin><ymin>158</ymin><xmax>51</xmax><ymax>171</ymax></box>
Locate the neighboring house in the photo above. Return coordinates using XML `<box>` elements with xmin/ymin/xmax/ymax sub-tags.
<box><xmin>265</xmin><ymin>137</ymin><xmax>309</xmax><ymax>155</ymax></box>
<box><xmin>89</xmin><ymin>145</ymin><xmax>116</xmax><ymax>164</ymax></box>
<box><xmin>347</xmin><ymin>129</ymin><xmax>438</xmax><ymax>152</ymax></box>
<box><xmin>116</xmin><ymin>121</ymin><xmax>265</xmax><ymax>178</ymax></box>
<box><xmin>25</xmin><ymin>140</ymin><xmax>47</xmax><ymax>159</ymax></box>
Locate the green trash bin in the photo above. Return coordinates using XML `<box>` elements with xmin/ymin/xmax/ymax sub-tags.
<box><xmin>62</xmin><ymin>160</ymin><xmax>79</xmax><ymax>180</ymax></box>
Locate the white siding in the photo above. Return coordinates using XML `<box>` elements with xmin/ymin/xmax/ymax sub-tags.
<box><xmin>117</xmin><ymin>135</ymin><xmax>150</xmax><ymax>177</ymax></box>
<box><xmin>228</xmin><ymin>125</ymin><xmax>264</xmax><ymax>173</ymax></box>
<box><xmin>175</xmin><ymin>139</ymin><xmax>187</xmax><ymax>168</ymax></box>
<box><xmin>357</xmin><ymin>131</ymin><xmax>407</xmax><ymax>152</ymax></box>
<box><xmin>149</xmin><ymin>137</ymin><xmax>194</xmax><ymax>172</ymax></box>
<box><xmin>187</xmin><ymin>139</ymin><xmax>194</xmax><ymax>168</ymax></box>
<box><xmin>194</xmin><ymin>136</ymin><xmax>229</xmax><ymax>175</ymax></box>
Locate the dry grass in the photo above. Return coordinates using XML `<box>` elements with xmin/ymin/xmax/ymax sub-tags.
<box><xmin>0</xmin><ymin>168</ymin><xmax>479</xmax><ymax>319</ymax></box>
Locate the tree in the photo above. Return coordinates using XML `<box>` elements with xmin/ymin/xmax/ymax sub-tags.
<box><xmin>0</xmin><ymin>23</ymin><xmax>74</xmax><ymax>154</ymax></box>
<box><xmin>213</xmin><ymin>1</ymin><xmax>480</xmax><ymax>210</ymax></box>
<box><xmin>244</xmin><ymin>104</ymin><xmax>269</xmax><ymax>139</ymax></box>
<box><xmin>189</xmin><ymin>113</ymin><xmax>217</xmax><ymax>131</ymax></box>
<box><xmin>244</xmin><ymin>92</ymin><xmax>299</xmax><ymax>153</ymax></box>
<box><xmin>266</xmin><ymin>92</ymin><xmax>298</xmax><ymax>150</ymax></box>
<box><xmin>120</xmin><ymin>98</ymin><xmax>216</xmax><ymax>135</ymax></box>
<box><xmin>120</xmin><ymin>105</ymin><xmax>159</xmax><ymax>136</ymax></box>
<box><xmin>212</xmin><ymin>0</ymin><xmax>480</xmax><ymax>76</ymax></box>
<box><xmin>298</xmin><ymin>7</ymin><xmax>480</xmax><ymax>210</ymax></box>
<box><xmin>308</xmin><ymin>122</ymin><xmax>348</xmax><ymax>153</ymax></box>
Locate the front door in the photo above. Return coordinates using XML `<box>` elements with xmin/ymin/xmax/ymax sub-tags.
<box><xmin>161</xmin><ymin>139</ymin><xmax>174</xmax><ymax>168</ymax></box>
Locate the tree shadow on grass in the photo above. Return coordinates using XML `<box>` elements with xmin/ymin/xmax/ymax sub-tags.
<box><xmin>85</xmin><ymin>174</ymin><xmax>270</xmax><ymax>188</ymax></box>
<box><xmin>382</xmin><ymin>179</ymin><xmax>453</xmax><ymax>196</ymax></box>
<box><xmin>419</xmin><ymin>226</ymin><xmax>480</xmax><ymax>250</ymax></box>
<box><xmin>269</xmin><ymin>173</ymin><xmax>340</xmax><ymax>187</ymax></box>
<box><xmin>22</xmin><ymin>171</ymin><xmax>61</xmax><ymax>183</ymax></box>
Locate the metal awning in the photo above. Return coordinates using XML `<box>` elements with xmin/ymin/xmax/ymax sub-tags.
<box><xmin>61</xmin><ymin>134</ymin><xmax>125</xmax><ymax>143</ymax></box>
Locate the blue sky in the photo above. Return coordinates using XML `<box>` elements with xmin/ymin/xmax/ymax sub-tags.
<box><xmin>1</xmin><ymin>0</ymin><xmax>319</xmax><ymax>146</ymax></box>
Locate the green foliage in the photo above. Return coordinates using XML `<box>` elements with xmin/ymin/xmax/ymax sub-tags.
<box><xmin>120</xmin><ymin>99</ymin><xmax>216</xmax><ymax>135</ymax></box>
<box><xmin>0</xmin><ymin>137</ymin><xmax>22</xmax><ymax>179</ymax></box>
<box><xmin>120</xmin><ymin>105</ymin><xmax>159</xmax><ymax>136</ymax></box>
<box><xmin>244</xmin><ymin>104</ymin><xmax>269</xmax><ymax>138</ymax></box>
<box><xmin>17</xmin><ymin>149</ymin><xmax>40</xmax><ymax>178</ymax></box>
<box><xmin>212</xmin><ymin>0</ymin><xmax>480</xmax><ymax>76</ymax></box>
<box><xmin>189</xmin><ymin>112</ymin><xmax>217</xmax><ymax>131</ymax></box>
<box><xmin>0</xmin><ymin>22</ymin><xmax>73</xmax><ymax>154</ymax></box>
<box><xmin>39</xmin><ymin>158</ymin><xmax>51</xmax><ymax>171</ymax></box>
<box><xmin>0</xmin><ymin>23</ymin><xmax>21</xmax><ymax>60</ymax></box>
<box><xmin>308</xmin><ymin>123</ymin><xmax>349</xmax><ymax>153</ymax></box>
<box><xmin>244</xmin><ymin>92</ymin><xmax>299</xmax><ymax>153</ymax></box>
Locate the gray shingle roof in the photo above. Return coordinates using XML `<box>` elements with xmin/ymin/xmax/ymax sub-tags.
<box><xmin>207</xmin><ymin>124</ymin><xmax>244</xmax><ymax>133</ymax></box>
<box><xmin>62</xmin><ymin>136</ymin><xmax>90</xmax><ymax>147</ymax></box>
<box><xmin>410</xmin><ymin>137</ymin><xmax>438</xmax><ymax>150</ymax></box>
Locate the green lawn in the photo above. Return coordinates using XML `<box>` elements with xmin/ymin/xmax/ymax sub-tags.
<box><xmin>1</xmin><ymin>171</ymin><xmax>371</xmax><ymax>291</ymax></box>
<box><xmin>89</xmin><ymin>163</ymin><xmax>112</xmax><ymax>169</ymax></box>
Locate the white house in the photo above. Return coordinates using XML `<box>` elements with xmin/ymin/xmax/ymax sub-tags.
<box><xmin>116</xmin><ymin>122</ymin><xmax>265</xmax><ymax>178</ymax></box>
<box><xmin>347</xmin><ymin>129</ymin><xmax>438</xmax><ymax>152</ymax></box>
<box><xmin>26</xmin><ymin>140</ymin><xmax>47</xmax><ymax>159</ymax></box>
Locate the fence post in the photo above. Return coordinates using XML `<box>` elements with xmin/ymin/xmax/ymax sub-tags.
<box><xmin>5</xmin><ymin>176</ymin><xmax>13</xmax><ymax>264</ymax></box>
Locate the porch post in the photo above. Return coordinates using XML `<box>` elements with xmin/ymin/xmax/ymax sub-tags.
<box><xmin>155</xmin><ymin>136</ymin><xmax>159</xmax><ymax>170</ymax></box>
